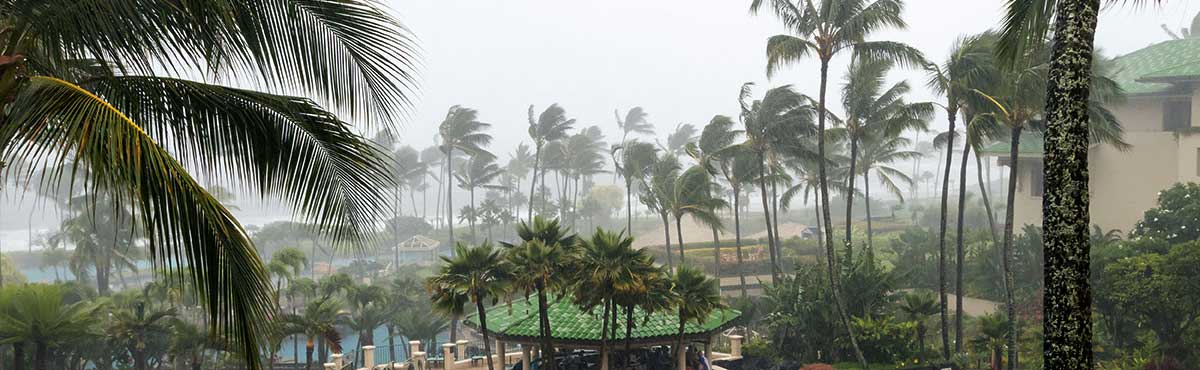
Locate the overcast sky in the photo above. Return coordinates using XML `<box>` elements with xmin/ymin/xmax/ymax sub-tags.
<box><xmin>386</xmin><ymin>0</ymin><xmax>1200</xmax><ymax>152</ymax></box>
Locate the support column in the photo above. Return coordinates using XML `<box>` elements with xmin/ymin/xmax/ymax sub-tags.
<box><xmin>677</xmin><ymin>345</ymin><xmax>687</xmax><ymax>370</ymax></box>
<box><xmin>442</xmin><ymin>343</ymin><xmax>456</xmax><ymax>370</ymax></box>
<box><xmin>522</xmin><ymin>346</ymin><xmax>532</xmax><ymax>370</ymax></box>
<box><xmin>729</xmin><ymin>335</ymin><xmax>743</xmax><ymax>358</ymax></box>
<box><xmin>410</xmin><ymin>340</ymin><xmax>422</xmax><ymax>359</ymax></box>
<box><xmin>362</xmin><ymin>345</ymin><xmax>375</xmax><ymax>370</ymax></box>
<box><xmin>413</xmin><ymin>351</ymin><xmax>427</xmax><ymax>370</ymax></box>
<box><xmin>455</xmin><ymin>340</ymin><xmax>468</xmax><ymax>360</ymax></box>
<box><xmin>332</xmin><ymin>353</ymin><xmax>344</xmax><ymax>369</ymax></box>
<box><xmin>497</xmin><ymin>341</ymin><xmax>507</xmax><ymax>369</ymax></box>
<box><xmin>325</xmin><ymin>363</ymin><xmax>338</xmax><ymax>370</ymax></box>
<box><xmin>600</xmin><ymin>346</ymin><xmax>609</xmax><ymax>370</ymax></box>
<box><xmin>705</xmin><ymin>336</ymin><xmax>714</xmax><ymax>361</ymax></box>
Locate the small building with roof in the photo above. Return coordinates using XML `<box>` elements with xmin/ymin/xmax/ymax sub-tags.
<box><xmin>463</xmin><ymin>294</ymin><xmax>741</xmax><ymax>370</ymax></box>
<box><xmin>979</xmin><ymin>36</ymin><xmax>1200</xmax><ymax>231</ymax></box>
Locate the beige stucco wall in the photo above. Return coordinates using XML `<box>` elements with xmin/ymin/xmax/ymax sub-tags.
<box><xmin>1089</xmin><ymin>132</ymin><xmax>1180</xmax><ymax>231</ymax></box>
<box><xmin>1114</xmin><ymin>97</ymin><xmax>1166</xmax><ymax>132</ymax></box>
<box><xmin>1010</xmin><ymin>158</ymin><xmax>1042</xmax><ymax>229</ymax></box>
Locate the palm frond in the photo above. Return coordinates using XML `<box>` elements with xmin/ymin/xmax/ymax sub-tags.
<box><xmin>1</xmin><ymin>76</ymin><xmax>274</xmax><ymax>368</ymax></box>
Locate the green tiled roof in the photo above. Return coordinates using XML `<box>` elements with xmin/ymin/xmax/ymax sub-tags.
<box><xmin>977</xmin><ymin>131</ymin><xmax>1044</xmax><ymax>157</ymax></box>
<box><xmin>463</xmin><ymin>294</ymin><xmax>740</xmax><ymax>343</ymax></box>
<box><xmin>1111</xmin><ymin>38</ymin><xmax>1200</xmax><ymax>95</ymax></box>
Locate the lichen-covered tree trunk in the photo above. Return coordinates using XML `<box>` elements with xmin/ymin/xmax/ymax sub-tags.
<box><xmin>1042</xmin><ymin>1</ymin><xmax>1099</xmax><ymax>370</ymax></box>
<box><xmin>936</xmin><ymin>109</ymin><xmax>957</xmax><ymax>360</ymax></box>
<box><xmin>815</xmin><ymin>58</ymin><xmax>868</xmax><ymax>369</ymax></box>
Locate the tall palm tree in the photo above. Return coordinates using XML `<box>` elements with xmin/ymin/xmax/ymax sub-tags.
<box><xmin>613</xmin><ymin>141</ymin><xmax>659</xmax><ymax>233</ymax></box>
<box><xmin>509</xmin><ymin>144</ymin><xmax>535</xmax><ymax>223</ymax></box>
<box><xmin>736</xmin><ymin>83</ymin><xmax>816</xmax><ymax>284</ymax></box>
<box><xmin>503</xmin><ymin>217</ymin><xmax>577</xmax><ymax>370</ymax></box>
<box><xmin>663</xmin><ymin>123</ymin><xmax>698</xmax><ymax>156</ymax></box>
<box><xmin>925</xmin><ymin>33</ymin><xmax>997</xmax><ymax>357</ymax></box>
<box><xmin>856</xmin><ymin>135</ymin><xmax>920</xmax><ymax>248</ymax></box>
<box><xmin>835</xmin><ymin>57</ymin><xmax>931</xmax><ymax>264</ymax></box>
<box><xmin>428</xmin><ymin>242</ymin><xmax>511</xmax><ymax>370</ymax></box>
<box><xmin>573</xmin><ymin>229</ymin><xmax>646</xmax><ymax>370</ymax></box>
<box><xmin>667</xmin><ymin>166</ymin><xmax>728</xmax><ymax>266</ymax></box>
<box><xmin>439</xmin><ymin>105</ymin><xmax>493</xmax><ymax>250</ymax></box>
<box><xmin>642</xmin><ymin>154</ymin><xmax>682</xmax><ymax>269</ymax></box>
<box><xmin>454</xmin><ymin>154</ymin><xmax>506</xmax><ymax>243</ymax></box>
<box><xmin>998</xmin><ymin>2</ymin><xmax>1152</xmax><ymax>368</ymax></box>
<box><xmin>0</xmin><ymin>284</ymin><xmax>97</xmax><ymax>370</ymax></box>
<box><xmin>688</xmin><ymin>115</ymin><xmax>744</xmax><ymax>284</ymax></box>
<box><xmin>280</xmin><ymin>297</ymin><xmax>343</xmax><ymax>370</ymax></box>
<box><xmin>527</xmin><ymin>104</ymin><xmax>577</xmax><ymax>222</ymax></box>
<box><xmin>562</xmin><ymin>127</ymin><xmax>609</xmax><ymax>227</ymax></box>
<box><xmin>896</xmin><ymin>290</ymin><xmax>940</xmax><ymax>362</ymax></box>
<box><xmin>0</xmin><ymin>3</ymin><xmax>417</xmax><ymax>365</ymax></box>
<box><xmin>751</xmin><ymin>1</ymin><xmax>924</xmax><ymax>365</ymax></box>
<box><xmin>671</xmin><ymin>266</ymin><xmax>722</xmax><ymax>370</ymax></box>
<box><xmin>614</xmin><ymin>107</ymin><xmax>655</xmax><ymax>145</ymax></box>
<box><xmin>422</xmin><ymin>146</ymin><xmax>446</xmax><ymax>222</ymax></box>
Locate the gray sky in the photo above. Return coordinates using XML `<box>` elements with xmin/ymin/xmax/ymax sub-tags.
<box><xmin>388</xmin><ymin>0</ymin><xmax>1199</xmax><ymax>152</ymax></box>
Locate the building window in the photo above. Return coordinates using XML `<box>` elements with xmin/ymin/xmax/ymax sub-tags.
<box><xmin>1031</xmin><ymin>163</ymin><xmax>1044</xmax><ymax>197</ymax></box>
<box><xmin>1164</xmin><ymin>99</ymin><xmax>1192</xmax><ymax>130</ymax></box>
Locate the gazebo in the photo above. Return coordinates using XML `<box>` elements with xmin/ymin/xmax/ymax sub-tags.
<box><xmin>391</xmin><ymin>235</ymin><xmax>441</xmax><ymax>266</ymax></box>
<box><xmin>463</xmin><ymin>294</ymin><xmax>741</xmax><ymax>370</ymax></box>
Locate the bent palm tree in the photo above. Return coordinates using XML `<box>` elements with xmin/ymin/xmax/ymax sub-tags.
<box><xmin>613</xmin><ymin>141</ymin><xmax>659</xmax><ymax>233</ymax></box>
<box><xmin>440</xmin><ymin>106</ymin><xmax>493</xmax><ymax>251</ymax></box>
<box><xmin>0</xmin><ymin>3</ymin><xmax>416</xmax><ymax>366</ymax></box>
<box><xmin>454</xmin><ymin>154</ymin><xmax>506</xmax><ymax>243</ymax></box>
<box><xmin>281</xmin><ymin>297</ymin><xmax>343</xmax><ymax>370</ymax></box>
<box><xmin>671</xmin><ymin>266</ymin><xmax>721</xmax><ymax>370</ymax></box>
<box><xmin>751</xmin><ymin>0</ymin><xmax>925</xmax><ymax>364</ymax></box>
<box><xmin>688</xmin><ymin>116</ymin><xmax>743</xmax><ymax>283</ymax></box>
<box><xmin>527</xmin><ymin>104</ymin><xmax>576</xmax><ymax>222</ymax></box>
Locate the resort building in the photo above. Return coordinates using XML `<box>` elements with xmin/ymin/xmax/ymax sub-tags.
<box><xmin>980</xmin><ymin>37</ymin><xmax>1200</xmax><ymax>232</ymax></box>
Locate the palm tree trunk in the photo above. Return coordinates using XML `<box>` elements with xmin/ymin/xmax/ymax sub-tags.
<box><xmin>844</xmin><ymin>136</ymin><xmax>859</xmax><ymax>266</ymax></box>
<box><xmin>1042</xmin><ymin>2</ymin><xmax>1099</xmax><ymax>370</ymax></box>
<box><xmin>771</xmin><ymin>168</ymin><xmax>782</xmax><ymax>258</ymax></box>
<box><xmin>712</xmin><ymin>227</ymin><xmax>721</xmax><ymax>282</ymax></box>
<box><xmin>536</xmin><ymin>285</ymin><xmax>556</xmax><ymax>370</ymax></box>
<box><xmin>599</xmin><ymin>300</ymin><xmax>611</xmax><ymax>370</ymax></box>
<box><xmin>12</xmin><ymin>341</ymin><xmax>24</xmax><ymax>370</ymax></box>
<box><xmin>388</xmin><ymin>326</ymin><xmax>397</xmax><ymax>369</ymax></box>
<box><xmin>816</xmin><ymin>57</ymin><xmax>868</xmax><ymax>369</ymax></box>
<box><xmin>446</xmin><ymin>150</ymin><xmax>456</xmax><ymax>250</ymax></box>
<box><xmin>470</xmin><ymin>187</ymin><xmax>477</xmax><ymax>243</ymax></box>
<box><xmin>662</xmin><ymin>213</ymin><xmax>674</xmax><ymax>269</ymax></box>
<box><xmin>864</xmin><ymin>169</ymin><xmax>874</xmax><ymax>254</ymax></box>
<box><xmin>976</xmin><ymin>150</ymin><xmax>1000</xmax><ymax>245</ymax></box>
<box><xmin>757</xmin><ymin>153</ymin><xmax>779</xmax><ymax>284</ymax></box>
<box><xmin>733</xmin><ymin>184</ymin><xmax>746</xmax><ymax>297</ymax></box>
<box><xmin>955</xmin><ymin>138</ymin><xmax>972</xmax><ymax>354</ymax></box>
<box><xmin>529</xmin><ymin>146</ymin><xmax>542</xmax><ymax>223</ymax></box>
<box><xmin>626</xmin><ymin>179</ymin><xmax>634</xmax><ymax>234</ymax></box>
<box><xmin>675</xmin><ymin>314</ymin><xmax>687</xmax><ymax>370</ymax></box>
<box><xmin>305</xmin><ymin>339</ymin><xmax>314</xmax><ymax>370</ymax></box>
<box><xmin>475</xmin><ymin>296</ymin><xmax>496</xmax><ymax>370</ymax></box>
<box><xmin>936</xmin><ymin>109</ymin><xmax>958</xmax><ymax>360</ymax></box>
<box><xmin>676</xmin><ymin>216</ymin><xmax>686</xmax><ymax>265</ymax></box>
<box><xmin>1002</xmin><ymin>126</ymin><xmax>1021</xmax><ymax>370</ymax></box>
<box><xmin>814</xmin><ymin>192</ymin><xmax>825</xmax><ymax>265</ymax></box>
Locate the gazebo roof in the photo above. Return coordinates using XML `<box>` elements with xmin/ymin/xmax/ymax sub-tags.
<box><xmin>463</xmin><ymin>294</ymin><xmax>740</xmax><ymax>348</ymax></box>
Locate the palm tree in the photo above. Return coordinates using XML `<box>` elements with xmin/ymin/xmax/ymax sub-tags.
<box><xmin>835</xmin><ymin>57</ymin><xmax>932</xmax><ymax>264</ymax></box>
<box><xmin>998</xmin><ymin>2</ymin><xmax>1152</xmax><ymax>368</ymax></box>
<box><xmin>750</xmin><ymin>0</ymin><xmax>924</xmax><ymax>364</ymax></box>
<box><xmin>111</xmin><ymin>300</ymin><xmax>176</xmax><ymax>370</ymax></box>
<box><xmin>0</xmin><ymin>284</ymin><xmax>97</xmax><ymax>370</ymax></box>
<box><xmin>688</xmin><ymin>115</ymin><xmax>744</xmax><ymax>284</ymax></box>
<box><xmin>52</xmin><ymin>192</ymin><xmax>138</xmax><ymax>296</ymax></box>
<box><xmin>663</xmin><ymin>123</ymin><xmax>698</xmax><ymax>156</ymax></box>
<box><xmin>427</xmin><ymin>242</ymin><xmax>510</xmax><ymax>370</ymax></box>
<box><xmin>509</xmin><ymin>144</ymin><xmax>536</xmax><ymax>223</ymax></box>
<box><xmin>614</xmin><ymin>107</ymin><xmax>655</xmax><ymax>144</ymax></box>
<box><xmin>503</xmin><ymin>217</ymin><xmax>577</xmax><ymax>370</ymax></box>
<box><xmin>667</xmin><ymin>166</ymin><xmax>728</xmax><ymax>266</ymax></box>
<box><xmin>973</xmin><ymin>313</ymin><xmax>1010</xmax><ymax>370</ymax></box>
<box><xmin>573</xmin><ymin>229</ymin><xmax>646</xmax><ymax>370</ymax></box>
<box><xmin>562</xmin><ymin>127</ymin><xmax>609</xmax><ymax>227</ymax></box>
<box><xmin>613</xmin><ymin>141</ymin><xmax>659</xmax><ymax>233</ymax></box>
<box><xmin>856</xmin><ymin>135</ymin><xmax>920</xmax><ymax>248</ymax></box>
<box><xmin>925</xmin><ymin>33</ymin><xmax>997</xmax><ymax>356</ymax></box>
<box><xmin>527</xmin><ymin>104</ymin><xmax>577</xmax><ymax>222</ymax></box>
<box><xmin>439</xmin><ymin>105</ymin><xmax>493</xmax><ymax>250</ymax></box>
<box><xmin>0</xmin><ymin>3</ymin><xmax>417</xmax><ymax>365</ymax></box>
<box><xmin>896</xmin><ymin>290</ymin><xmax>940</xmax><ymax>362</ymax></box>
<box><xmin>454</xmin><ymin>154</ymin><xmax>506</xmax><ymax>243</ymax></box>
<box><xmin>736</xmin><ymin>83</ymin><xmax>816</xmax><ymax>284</ymax></box>
<box><xmin>280</xmin><ymin>297</ymin><xmax>343</xmax><ymax>370</ymax></box>
<box><xmin>671</xmin><ymin>266</ymin><xmax>722</xmax><ymax>370</ymax></box>
<box><xmin>642</xmin><ymin>154</ymin><xmax>682</xmax><ymax>269</ymax></box>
